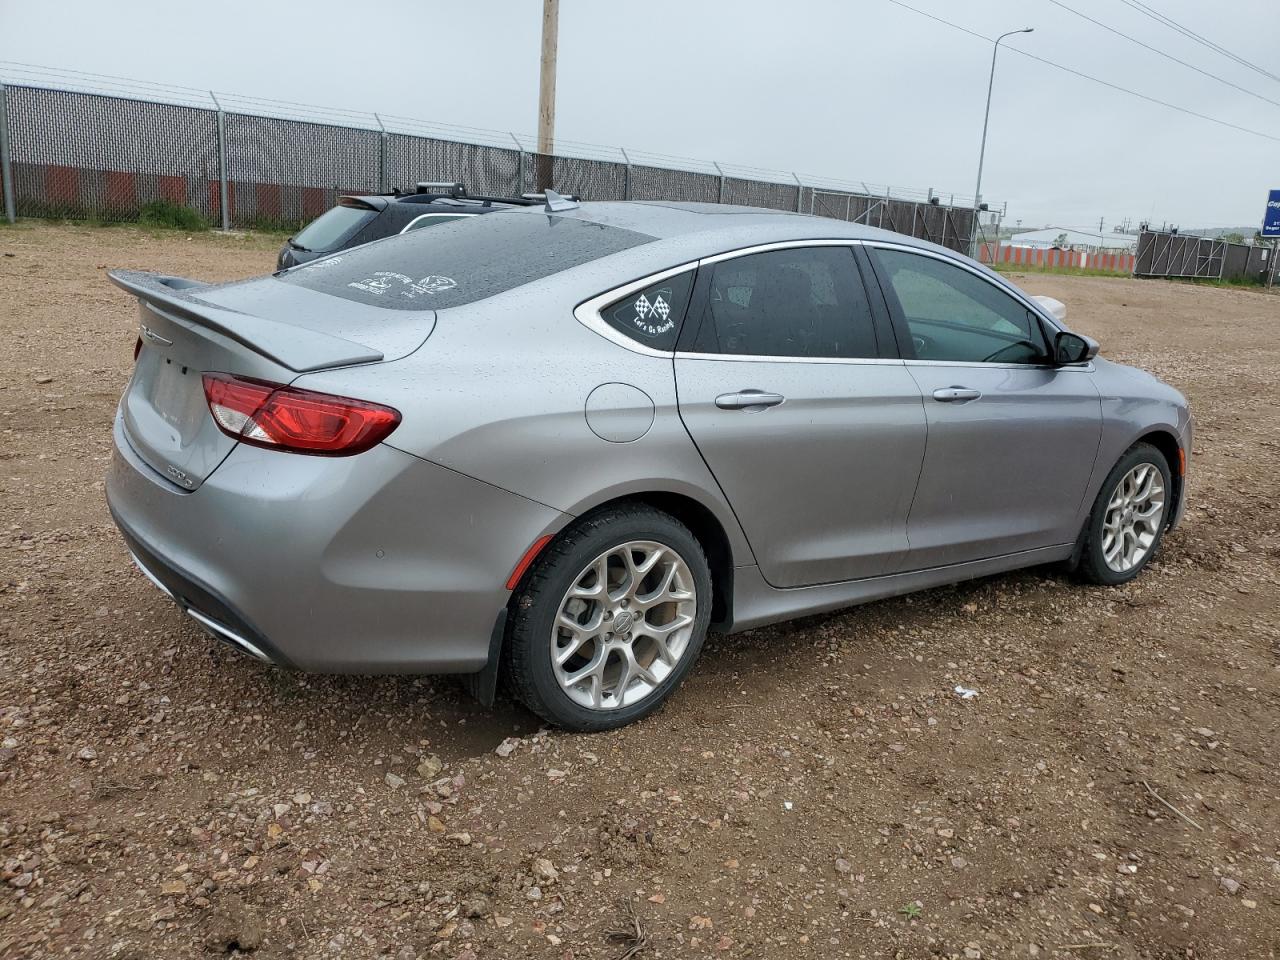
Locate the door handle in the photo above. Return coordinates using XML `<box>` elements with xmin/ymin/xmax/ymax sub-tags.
<box><xmin>715</xmin><ymin>390</ymin><xmax>786</xmax><ymax>411</ymax></box>
<box><xmin>932</xmin><ymin>386</ymin><xmax>982</xmax><ymax>403</ymax></box>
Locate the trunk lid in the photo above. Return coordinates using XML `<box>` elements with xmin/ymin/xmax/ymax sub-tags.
<box><xmin>111</xmin><ymin>270</ymin><xmax>434</xmax><ymax>490</ymax></box>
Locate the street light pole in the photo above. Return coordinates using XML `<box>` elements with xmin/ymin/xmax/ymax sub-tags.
<box><xmin>972</xmin><ymin>27</ymin><xmax>1033</xmax><ymax>257</ymax></box>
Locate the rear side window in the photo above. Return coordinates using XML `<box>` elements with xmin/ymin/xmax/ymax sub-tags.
<box><xmin>292</xmin><ymin>204</ymin><xmax>377</xmax><ymax>252</ymax></box>
<box><xmin>601</xmin><ymin>272</ymin><xmax>695</xmax><ymax>351</ymax></box>
<box><xmin>277</xmin><ymin>213</ymin><xmax>653</xmax><ymax>310</ymax></box>
<box><xmin>690</xmin><ymin>246</ymin><xmax>878</xmax><ymax>358</ymax></box>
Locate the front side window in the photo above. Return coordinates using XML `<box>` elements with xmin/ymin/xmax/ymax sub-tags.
<box><xmin>690</xmin><ymin>246</ymin><xmax>878</xmax><ymax>358</ymax></box>
<box><xmin>601</xmin><ymin>272</ymin><xmax>695</xmax><ymax>350</ymax></box>
<box><xmin>872</xmin><ymin>249</ymin><xmax>1047</xmax><ymax>364</ymax></box>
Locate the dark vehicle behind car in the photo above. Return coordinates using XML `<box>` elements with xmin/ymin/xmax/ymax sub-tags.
<box><xmin>277</xmin><ymin>183</ymin><xmax>563</xmax><ymax>269</ymax></box>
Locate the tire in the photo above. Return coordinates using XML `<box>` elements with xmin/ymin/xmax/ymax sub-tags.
<box><xmin>1076</xmin><ymin>442</ymin><xmax>1172</xmax><ymax>586</ymax></box>
<box><xmin>505</xmin><ymin>504</ymin><xmax>712</xmax><ymax>731</ymax></box>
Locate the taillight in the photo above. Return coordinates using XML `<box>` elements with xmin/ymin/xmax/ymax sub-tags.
<box><xmin>201</xmin><ymin>373</ymin><xmax>400</xmax><ymax>456</ymax></box>
<box><xmin>133</xmin><ymin>337</ymin><xmax>143</xmax><ymax>362</ymax></box>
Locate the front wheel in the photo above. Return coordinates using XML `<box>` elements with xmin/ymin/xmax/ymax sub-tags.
<box><xmin>505</xmin><ymin>504</ymin><xmax>712</xmax><ymax>731</ymax></box>
<box><xmin>1077</xmin><ymin>443</ymin><xmax>1172</xmax><ymax>585</ymax></box>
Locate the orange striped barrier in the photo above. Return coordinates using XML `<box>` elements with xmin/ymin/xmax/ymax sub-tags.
<box><xmin>979</xmin><ymin>244</ymin><xmax>1134</xmax><ymax>274</ymax></box>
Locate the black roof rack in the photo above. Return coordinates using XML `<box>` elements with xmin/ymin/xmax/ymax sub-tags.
<box><xmin>402</xmin><ymin>182</ymin><xmax>580</xmax><ymax>207</ymax></box>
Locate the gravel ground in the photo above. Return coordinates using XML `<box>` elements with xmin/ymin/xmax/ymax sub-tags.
<box><xmin>1</xmin><ymin>223</ymin><xmax>1279</xmax><ymax>960</ymax></box>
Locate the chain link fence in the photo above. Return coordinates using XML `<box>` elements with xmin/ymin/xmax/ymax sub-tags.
<box><xmin>0</xmin><ymin>78</ymin><xmax>984</xmax><ymax>253</ymax></box>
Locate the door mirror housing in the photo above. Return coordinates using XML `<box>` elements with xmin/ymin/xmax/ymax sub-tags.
<box><xmin>1053</xmin><ymin>330</ymin><xmax>1099</xmax><ymax>365</ymax></box>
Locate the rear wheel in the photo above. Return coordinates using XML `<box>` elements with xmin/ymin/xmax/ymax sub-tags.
<box><xmin>506</xmin><ymin>504</ymin><xmax>711</xmax><ymax>731</ymax></box>
<box><xmin>1077</xmin><ymin>443</ymin><xmax>1171</xmax><ymax>585</ymax></box>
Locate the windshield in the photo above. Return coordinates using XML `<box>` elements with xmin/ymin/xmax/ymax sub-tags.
<box><xmin>292</xmin><ymin>204</ymin><xmax>377</xmax><ymax>252</ymax></box>
<box><xmin>276</xmin><ymin>212</ymin><xmax>654</xmax><ymax>310</ymax></box>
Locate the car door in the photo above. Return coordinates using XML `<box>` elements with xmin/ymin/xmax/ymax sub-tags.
<box><xmin>674</xmin><ymin>243</ymin><xmax>927</xmax><ymax>588</ymax></box>
<box><xmin>865</xmin><ymin>244</ymin><xmax>1103</xmax><ymax>570</ymax></box>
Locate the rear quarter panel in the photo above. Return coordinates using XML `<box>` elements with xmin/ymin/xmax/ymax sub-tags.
<box><xmin>292</xmin><ymin>265</ymin><xmax>756</xmax><ymax>565</ymax></box>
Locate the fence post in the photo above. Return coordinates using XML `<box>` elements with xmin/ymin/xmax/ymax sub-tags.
<box><xmin>0</xmin><ymin>83</ymin><xmax>15</xmax><ymax>224</ymax></box>
<box><xmin>792</xmin><ymin>172</ymin><xmax>803</xmax><ymax>212</ymax></box>
<box><xmin>619</xmin><ymin>146</ymin><xmax>632</xmax><ymax>201</ymax></box>
<box><xmin>373</xmin><ymin>113</ymin><xmax>388</xmax><ymax>193</ymax></box>
<box><xmin>209</xmin><ymin>92</ymin><xmax>230</xmax><ymax>231</ymax></box>
<box><xmin>713</xmin><ymin>161</ymin><xmax>725</xmax><ymax>204</ymax></box>
<box><xmin>509</xmin><ymin>132</ymin><xmax>525</xmax><ymax>194</ymax></box>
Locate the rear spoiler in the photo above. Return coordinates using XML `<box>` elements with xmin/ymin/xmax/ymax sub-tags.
<box><xmin>108</xmin><ymin>270</ymin><xmax>383</xmax><ymax>373</ymax></box>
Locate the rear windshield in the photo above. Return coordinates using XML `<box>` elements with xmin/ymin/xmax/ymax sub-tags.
<box><xmin>292</xmin><ymin>204</ymin><xmax>377</xmax><ymax>252</ymax></box>
<box><xmin>277</xmin><ymin>213</ymin><xmax>654</xmax><ymax>310</ymax></box>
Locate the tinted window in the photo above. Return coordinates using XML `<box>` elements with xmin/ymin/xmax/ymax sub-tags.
<box><xmin>402</xmin><ymin>213</ymin><xmax>473</xmax><ymax>233</ymax></box>
<box><xmin>277</xmin><ymin>213</ymin><xmax>653</xmax><ymax>310</ymax></box>
<box><xmin>292</xmin><ymin>205</ymin><xmax>377</xmax><ymax>252</ymax></box>
<box><xmin>691</xmin><ymin>247</ymin><xmax>877</xmax><ymax>358</ymax></box>
<box><xmin>873</xmin><ymin>249</ymin><xmax>1047</xmax><ymax>364</ymax></box>
<box><xmin>601</xmin><ymin>272</ymin><xmax>695</xmax><ymax>351</ymax></box>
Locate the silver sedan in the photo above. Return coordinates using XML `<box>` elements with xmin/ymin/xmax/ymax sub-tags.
<box><xmin>106</xmin><ymin>199</ymin><xmax>1191</xmax><ymax>730</ymax></box>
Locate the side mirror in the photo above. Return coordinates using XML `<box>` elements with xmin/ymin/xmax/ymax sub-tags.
<box><xmin>1053</xmin><ymin>330</ymin><xmax>1099</xmax><ymax>365</ymax></box>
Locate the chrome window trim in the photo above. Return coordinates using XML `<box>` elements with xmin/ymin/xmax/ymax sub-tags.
<box><xmin>903</xmin><ymin>358</ymin><xmax>1095</xmax><ymax>373</ymax></box>
<box><xmin>399</xmin><ymin>212</ymin><xmax>478</xmax><ymax>234</ymax></box>
<box><xmin>575</xmin><ymin>237</ymin><xmax>1085</xmax><ymax>364</ymax></box>
<box><xmin>675</xmin><ymin>351</ymin><xmax>904</xmax><ymax>366</ymax></box>
<box><xmin>575</xmin><ymin>240</ymin><xmax>867</xmax><ymax>359</ymax></box>
<box><xmin>696</xmin><ymin>237</ymin><xmax>864</xmax><ymax>267</ymax></box>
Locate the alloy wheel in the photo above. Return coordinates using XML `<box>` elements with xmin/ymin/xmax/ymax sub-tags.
<box><xmin>550</xmin><ymin>540</ymin><xmax>697</xmax><ymax>711</ymax></box>
<box><xmin>1102</xmin><ymin>462</ymin><xmax>1166</xmax><ymax>573</ymax></box>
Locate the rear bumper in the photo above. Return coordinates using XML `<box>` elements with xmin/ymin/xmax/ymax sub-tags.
<box><xmin>106</xmin><ymin>413</ymin><xmax>567</xmax><ymax>673</ymax></box>
<box><xmin>114</xmin><ymin>514</ymin><xmax>290</xmax><ymax>666</ymax></box>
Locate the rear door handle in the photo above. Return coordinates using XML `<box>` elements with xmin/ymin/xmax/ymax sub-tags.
<box><xmin>932</xmin><ymin>386</ymin><xmax>982</xmax><ymax>403</ymax></box>
<box><xmin>715</xmin><ymin>390</ymin><xmax>786</xmax><ymax>411</ymax></box>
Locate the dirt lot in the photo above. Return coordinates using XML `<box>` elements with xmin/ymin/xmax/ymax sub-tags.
<box><xmin>1</xmin><ymin>223</ymin><xmax>1278</xmax><ymax>960</ymax></box>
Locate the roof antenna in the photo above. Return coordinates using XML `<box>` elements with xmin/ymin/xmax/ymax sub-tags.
<box><xmin>543</xmin><ymin>189</ymin><xmax>579</xmax><ymax>213</ymax></box>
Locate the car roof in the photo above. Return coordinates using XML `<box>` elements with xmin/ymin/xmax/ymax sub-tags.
<box><xmin>517</xmin><ymin>199</ymin><xmax>962</xmax><ymax>263</ymax></box>
<box><xmin>462</xmin><ymin>200</ymin><xmax>1023</xmax><ymax>313</ymax></box>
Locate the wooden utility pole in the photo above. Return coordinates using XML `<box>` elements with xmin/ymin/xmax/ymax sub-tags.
<box><xmin>535</xmin><ymin>0</ymin><xmax>559</xmax><ymax>191</ymax></box>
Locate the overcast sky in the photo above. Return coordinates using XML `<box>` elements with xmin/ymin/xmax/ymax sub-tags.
<box><xmin>3</xmin><ymin>0</ymin><xmax>1276</xmax><ymax>230</ymax></box>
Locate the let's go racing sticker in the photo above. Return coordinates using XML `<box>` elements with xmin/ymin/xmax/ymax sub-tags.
<box><xmin>610</xmin><ymin>286</ymin><xmax>677</xmax><ymax>339</ymax></box>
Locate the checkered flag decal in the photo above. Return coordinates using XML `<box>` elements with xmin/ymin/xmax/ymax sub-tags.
<box><xmin>632</xmin><ymin>292</ymin><xmax>671</xmax><ymax>321</ymax></box>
